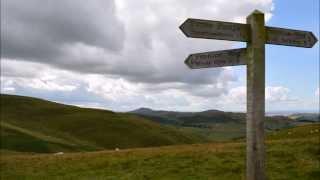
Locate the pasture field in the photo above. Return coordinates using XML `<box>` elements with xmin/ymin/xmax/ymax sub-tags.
<box><xmin>1</xmin><ymin>124</ymin><xmax>319</xmax><ymax>180</ymax></box>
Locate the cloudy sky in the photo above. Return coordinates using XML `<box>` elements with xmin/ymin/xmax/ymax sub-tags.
<box><xmin>1</xmin><ymin>0</ymin><xmax>319</xmax><ymax>112</ymax></box>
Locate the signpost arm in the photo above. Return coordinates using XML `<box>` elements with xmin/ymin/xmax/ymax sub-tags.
<box><xmin>246</xmin><ymin>10</ymin><xmax>266</xmax><ymax>180</ymax></box>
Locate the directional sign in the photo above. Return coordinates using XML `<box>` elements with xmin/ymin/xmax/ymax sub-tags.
<box><xmin>266</xmin><ymin>27</ymin><xmax>318</xmax><ymax>48</ymax></box>
<box><xmin>179</xmin><ymin>18</ymin><xmax>249</xmax><ymax>42</ymax></box>
<box><xmin>185</xmin><ymin>48</ymin><xmax>246</xmax><ymax>69</ymax></box>
<box><xmin>180</xmin><ymin>18</ymin><xmax>318</xmax><ymax>48</ymax></box>
<box><xmin>180</xmin><ymin>9</ymin><xmax>318</xmax><ymax>180</ymax></box>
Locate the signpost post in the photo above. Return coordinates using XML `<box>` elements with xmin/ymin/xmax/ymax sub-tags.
<box><xmin>180</xmin><ymin>10</ymin><xmax>318</xmax><ymax>180</ymax></box>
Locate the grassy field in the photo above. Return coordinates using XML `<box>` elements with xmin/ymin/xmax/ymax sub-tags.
<box><xmin>178</xmin><ymin>122</ymin><xmax>246</xmax><ymax>142</ymax></box>
<box><xmin>1</xmin><ymin>124</ymin><xmax>319</xmax><ymax>180</ymax></box>
<box><xmin>0</xmin><ymin>94</ymin><xmax>205</xmax><ymax>153</ymax></box>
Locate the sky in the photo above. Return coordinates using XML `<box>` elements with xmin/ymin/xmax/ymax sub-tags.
<box><xmin>1</xmin><ymin>0</ymin><xmax>319</xmax><ymax>112</ymax></box>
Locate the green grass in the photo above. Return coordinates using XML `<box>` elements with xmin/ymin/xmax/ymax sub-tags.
<box><xmin>1</xmin><ymin>122</ymin><xmax>81</xmax><ymax>153</ymax></box>
<box><xmin>178</xmin><ymin>122</ymin><xmax>246</xmax><ymax>142</ymax></box>
<box><xmin>1</xmin><ymin>94</ymin><xmax>205</xmax><ymax>153</ymax></box>
<box><xmin>1</xmin><ymin>124</ymin><xmax>319</xmax><ymax>179</ymax></box>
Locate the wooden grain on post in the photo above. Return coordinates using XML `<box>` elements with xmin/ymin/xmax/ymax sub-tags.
<box><xmin>246</xmin><ymin>10</ymin><xmax>266</xmax><ymax>180</ymax></box>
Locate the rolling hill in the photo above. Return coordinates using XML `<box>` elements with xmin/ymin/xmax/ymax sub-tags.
<box><xmin>0</xmin><ymin>94</ymin><xmax>205</xmax><ymax>153</ymax></box>
<box><xmin>1</xmin><ymin>94</ymin><xmax>319</xmax><ymax>179</ymax></box>
<box><xmin>130</xmin><ymin>107</ymin><xmax>303</xmax><ymax>128</ymax></box>
<box><xmin>130</xmin><ymin>108</ymin><xmax>245</xmax><ymax>126</ymax></box>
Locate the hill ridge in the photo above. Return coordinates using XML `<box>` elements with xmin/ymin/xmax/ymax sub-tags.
<box><xmin>1</xmin><ymin>94</ymin><xmax>205</xmax><ymax>153</ymax></box>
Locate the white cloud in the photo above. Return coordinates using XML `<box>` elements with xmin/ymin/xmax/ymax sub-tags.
<box><xmin>72</xmin><ymin>102</ymin><xmax>107</xmax><ymax>110</ymax></box>
<box><xmin>27</xmin><ymin>79</ymin><xmax>77</xmax><ymax>92</ymax></box>
<box><xmin>84</xmin><ymin>75</ymin><xmax>141</xmax><ymax>102</ymax></box>
<box><xmin>0</xmin><ymin>78</ymin><xmax>16</xmax><ymax>93</ymax></box>
<box><xmin>316</xmin><ymin>88</ymin><xmax>319</xmax><ymax>97</ymax></box>
<box><xmin>0</xmin><ymin>52</ymin><xmax>240</xmax><ymax>111</ymax></box>
<box><xmin>1</xmin><ymin>59</ymin><xmax>79</xmax><ymax>92</ymax></box>
<box><xmin>1</xmin><ymin>58</ymin><xmax>316</xmax><ymax>112</ymax></box>
<box><xmin>220</xmin><ymin>86</ymin><xmax>247</xmax><ymax>105</ymax></box>
<box><xmin>217</xmin><ymin>85</ymin><xmax>300</xmax><ymax>111</ymax></box>
<box><xmin>266</xmin><ymin>86</ymin><xmax>293</xmax><ymax>103</ymax></box>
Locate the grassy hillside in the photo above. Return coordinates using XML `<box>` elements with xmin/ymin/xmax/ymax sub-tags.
<box><xmin>0</xmin><ymin>94</ymin><xmax>205</xmax><ymax>153</ymax></box>
<box><xmin>1</xmin><ymin>124</ymin><xmax>319</xmax><ymax>179</ymax></box>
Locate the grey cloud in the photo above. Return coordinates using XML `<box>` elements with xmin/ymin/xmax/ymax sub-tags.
<box><xmin>1</xmin><ymin>0</ymin><xmax>125</xmax><ymax>61</ymax></box>
<box><xmin>1</xmin><ymin>0</ymin><xmax>273</xmax><ymax>87</ymax></box>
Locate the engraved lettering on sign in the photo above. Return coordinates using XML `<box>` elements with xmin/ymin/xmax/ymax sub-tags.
<box><xmin>180</xmin><ymin>19</ymin><xmax>249</xmax><ymax>42</ymax></box>
<box><xmin>266</xmin><ymin>27</ymin><xmax>317</xmax><ymax>47</ymax></box>
<box><xmin>185</xmin><ymin>48</ymin><xmax>247</xmax><ymax>69</ymax></box>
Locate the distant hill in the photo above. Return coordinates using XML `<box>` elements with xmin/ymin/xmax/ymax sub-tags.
<box><xmin>130</xmin><ymin>107</ymin><xmax>313</xmax><ymax>141</ymax></box>
<box><xmin>130</xmin><ymin>108</ymin><xmax>244</xmax><ymax>126</ymax></box>
<box><xmin>0</xmin><ymin>94</ymin><xmax>205</xmax><ymax>153</ymax></box>
<box><xmin>130</xmin><ymin>107</ymin><xmax>297</xmax><ymax>129</ymax></box>
<box><xmin>289</xmin><ymin>113</ymin><xmax>320</xmax><ymax>123</ymax></box>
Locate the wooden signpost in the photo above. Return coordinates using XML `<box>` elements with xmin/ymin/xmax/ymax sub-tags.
<box><xmin>180</xmin><ymin>10</ymin><xmax>318</xmax><ymax>180</ymax></box>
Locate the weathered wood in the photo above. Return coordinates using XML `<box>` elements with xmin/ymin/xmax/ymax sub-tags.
<box><xmin>179</xmin><ymin>18</ymin><xmax>249</xmax><ymax>42</ymax></box>
<box><xmin>180</xmin><ymin>18</ymin><xmax>318</xmax><ymax>48</ymax></box>
<box><xmin>266</xmin><ymin>26</ymin><xmax>318</xmax><ymax>48</ymax></box>
<box><xmin>246</xmin><ymin>10</ymin><xmax>266</xmax><ymax>180</ymax></box>
<box><xmin>184</xmin><ymin>48</ymin><xmax>247</xmax><ymax>69</ymax></box>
